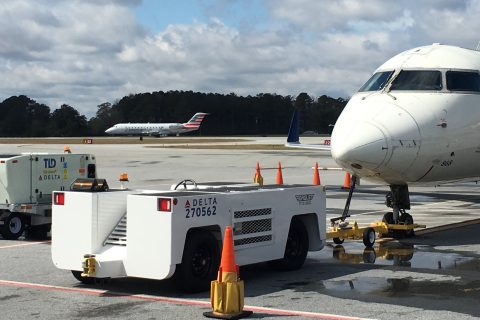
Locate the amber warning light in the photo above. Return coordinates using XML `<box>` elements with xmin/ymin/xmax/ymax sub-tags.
<box><xmin>157</xmin><ymin>198</ymin><xmax>176</xmax><ymax>212</ymax></box>
<box><xmin>54</xmin><ymin>192</ymin><xmax>65</xmax><ymax>205</ymax></box>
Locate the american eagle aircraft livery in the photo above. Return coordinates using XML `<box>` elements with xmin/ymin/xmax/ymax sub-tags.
<box><xmin>288</xmin><ymin>43</ymin><xmax>480</xmax><ymax>234</ymax></box>
<box><xmin>105</xmin><ymin>112</ymin><xmax>208</xmax><ymax>136</ymax></box>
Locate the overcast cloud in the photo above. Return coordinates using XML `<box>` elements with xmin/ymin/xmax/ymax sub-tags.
<box><xmin>0</xmin><ymin>0</ymin><xmax>479</xmax><ymax>116</ymax></box>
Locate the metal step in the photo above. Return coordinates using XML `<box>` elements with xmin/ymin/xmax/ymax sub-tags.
<box><xmin>105</xmin><ymin>215</ymin><xmax>127</xmax><ymax>246</ymax></box>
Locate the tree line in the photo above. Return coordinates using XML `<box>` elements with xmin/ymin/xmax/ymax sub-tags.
<box><xmin>0</xmin><ymin>92</ymin><xmax>347</xmax><ymax>137</ymax></box>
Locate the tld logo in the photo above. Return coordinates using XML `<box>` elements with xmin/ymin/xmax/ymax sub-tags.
<box><xmin>43</xmin><ymin>158</ymin><xmax>56</xmax><ymax>168</ymax></box>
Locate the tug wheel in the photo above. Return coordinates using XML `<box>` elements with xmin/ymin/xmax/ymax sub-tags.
<box><xmin>175</xmin><ymin>230</ymin><xmax>220</xmax><ymax>293</ymax></box>
<box><xmin>268</xmin><ymin>219</ymin><xmax>309</xmax><ymax>271</ymax></box>
<box><xmin>25</xmin><ymin>224</ymin><xmax>51</xmax><ymax>240</ymax></box>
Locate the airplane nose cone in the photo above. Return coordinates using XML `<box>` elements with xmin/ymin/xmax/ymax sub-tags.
<box><xmin>331</xmin><ymin>122</ymin><xmax>388</xmax><ymax>172</ymax></box>
<box><xmin>105</xmin><ymin>128</ymin><xmax>112</xmax><ymax>134</ymax></box>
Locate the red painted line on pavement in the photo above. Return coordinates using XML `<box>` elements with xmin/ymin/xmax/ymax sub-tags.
<box><xmin>0</xmin><ymin>240</ymin><xmax>51</xmax><ymax>249</ymax></box>
<box><xmin>0</xmin><ymin>279</ymin><xmax>374</xmax><ymax>320</ymax></box>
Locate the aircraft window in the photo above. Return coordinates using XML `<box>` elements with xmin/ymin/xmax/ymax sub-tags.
<box><xmin>446</xmin><ymin>71</ymin><xmax>480</xmax><ymax>92</ymax></box>
<box><xmin>358</xmin><ymin>71</ymin><xmax>393</xmax><ymax>92</ymax></box>
<box><xmin>390</xmin><ymin>70</ymin><xmax>442</xmax><ymax>91</ymax></box>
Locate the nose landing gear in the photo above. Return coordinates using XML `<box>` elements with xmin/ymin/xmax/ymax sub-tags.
<box><xmin>383</xmin><ymin>185</ymin><xmax>415</xmax><ymax>238</ymax></box>
<box><xmin>327</xmin><ymin>178</ymin><xmax>421</xmax><ymax>247</ymax></box>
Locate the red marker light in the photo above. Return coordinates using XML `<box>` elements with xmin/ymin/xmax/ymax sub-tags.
<box><xmin>54</xmin><ymin>192</ymin><xmax>65</xmax><ymax>205</ymax></box>
<box><xmin>158</xmin><ymin>198</ymin><xmax>172</xmax><ymax>212</ymax></box>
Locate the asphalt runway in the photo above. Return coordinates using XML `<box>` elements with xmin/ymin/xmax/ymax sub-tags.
<box><xmin>0</xmin><ymin>137</ymin><xmax>479</xmax><ymax>319</ymax></box>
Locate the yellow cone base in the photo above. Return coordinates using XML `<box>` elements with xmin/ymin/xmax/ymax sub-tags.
<box><xmin>204</xmin><ymin>280</ymin><xmax>252</xmax><ymax>319</ymax></box>
<box><xmin>253</xmin><ymin>174</ymin><xmax>263</xmax><ymax>186</ymax></box>
<box><xmin>203</xmin><ymin>310</ymin><xmax>253</xmax><ymax>319</ymax></box>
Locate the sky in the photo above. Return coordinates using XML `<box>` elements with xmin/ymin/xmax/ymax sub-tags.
<box><xmin>1</xmin><ymin>0</ymin><xmax>480</xmax><ymax>117</ymax></box>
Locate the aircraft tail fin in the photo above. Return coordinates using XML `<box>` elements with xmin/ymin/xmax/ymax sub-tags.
<box><xmin>287</xmin><ymin>109</ymin><xmax>300</xmax><ymax>143</ymax></box>
<box><xmin>285</xmin><ymin>109</ymin><xmax>332</xmax><ymax>151</ymax></box>
<box><xmin>183</xmin><ymin>112</ymin><xmax>208</xmax><ymax>128</ymax></box>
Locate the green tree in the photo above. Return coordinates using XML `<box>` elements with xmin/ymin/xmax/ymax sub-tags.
<box><xmin>0</xmin><ymin>96</ymin><xmax>51</xmax><ymax>137</ymax></box>
<box><xmin>50</xmin><ymin>104</ymin><xmax>88</xmax><ymax>136</ymax></box>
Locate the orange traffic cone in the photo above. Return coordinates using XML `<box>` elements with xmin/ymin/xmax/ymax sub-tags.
<box><xmin>253</xmin><ymin>162</ymin><xmax>263</xmax><ymax>186</ymax></box>
<box><xmin>342</xmin><ymin>172</ymin><xmax>351</xmax><ymax>189</ymax></box>
<box><xmin>204</xmin><ymin>226</ymin><xmax>253</xmax><ymax>319</ymax></box>
<box><xmin>313</xmin><ymin>162</ymin><xmax>321</xmax><ymax>186</ymax></box>
<box><xmin>276</xmin><ymin>161</ymin><xmax>283</xmax><ymax>185</ymax></box>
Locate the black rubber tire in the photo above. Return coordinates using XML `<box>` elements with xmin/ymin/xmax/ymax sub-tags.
<box><xmin>400</xmin><ymin>213</ymin><xmax>415</xmax><ymax>238</ymax></box>
<box><xmin>1</xmin><ymin>213</ymin><xmax>25</xmax><ymax>240</ymax></box>
<box><xmin>362</xmin><ymin>247</ymin><xmax>376</xmax><ymax>263</ymax></box>
<box><xmin>362</xmin><ymin>227</ymin><xmax>376</xmax><ymax>248</ymax></box>
<box><xmin>71</xmin><ymin>270</ymin><xmax>95</xmax><ymax>284</ymax></box>
<box><xmin>382</xmin><ymin>212</ymin><xmax>402</xmax><ymax>238</ymax></box>
<box><xmin>382</xmin><ymin>212</ymin><xmax>394</xmax><ymax>224</ymax></box>
<box><xmin>333</xmin><ymin>237</ymin><xmax>344</xmax><ymax>244</ymax></box>
<box><xmin>175</xmin><ymin>230</ymin><xmax>220</xmax><ymax>293</ymax></box>
<box><xmin>268</xmin><ymin>219</ymin><xmax>309</xmax><ymax>271</ymax></box>
<box><xmin>25</xmin><ymin>224</ymin><xmax>51</xmax><ymax>240</ymax></box>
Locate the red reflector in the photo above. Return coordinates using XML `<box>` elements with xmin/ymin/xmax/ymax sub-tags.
<box><xmin>12</xmin><ymin>160</ymin><xmax>18</xmax><ymax>163</ymax></box>
<box><xmin>158</xmin><ymin>198</ymin><xmax>172</xmax><ymax>212</ymax></box>
<box><xmin>54</xmin><ymin>192</ymin><xmax>65</xmax><ymax>205</ymax></box>
<box><xmin>0</xmin><ymin>161</ymin><xmax>4</xmax><ymax>164</ymax></box>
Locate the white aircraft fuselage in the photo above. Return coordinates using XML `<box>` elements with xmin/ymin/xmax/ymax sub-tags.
<box><xmin>105</xmin><ymin>113</ymin><xmax>208</xmax><ymax>136</ymax></box>
<box><xmin>331</xmin><ymin>44</ymin><xmax>480</xmax><ymax>186</ymax></box>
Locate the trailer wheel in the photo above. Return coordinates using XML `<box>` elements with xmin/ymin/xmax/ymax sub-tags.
<box><xmin>333</xmin><ymin>237</ymin><xmax>344</xmax><ymax>244</ymax></box>
<box><xmin>71</xmin><ymin>270</ymin><xmax>95</xmax><ymax>284</ymax></box>
<box><xmin>268</xmin><ymin>219</ymin><xmax>309</xmax><ymax>271</ymax></box>
<box><xmin>1</xmin><ymin>213</ymin><xmax>24</xmax><ymax>240</ymax></box>
<box><xmin>176</xmin><ymin>230</ymin><xmax>220</xmax><ymax>293</ymax></box>
<box><xmin>362</xmin><ymin>227</ymin><xmax>376</xmax><ymax>247</ymax></box>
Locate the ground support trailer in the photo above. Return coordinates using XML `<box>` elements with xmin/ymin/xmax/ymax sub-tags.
<box><xmin>0</xmin><ymin>153</ymin><xmax>96</xmax><ymax>239</ymax></box>
<box><xmin>327</xmin><ymin>220</ymin><xmax>426</xmax><ymax>248</ymax></box>
<box><xmin>51</xmin><ymin>182</ymin><xmax>326</xmax><ymax>292</ymax></box>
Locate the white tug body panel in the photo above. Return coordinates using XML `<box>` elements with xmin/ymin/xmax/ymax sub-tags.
<box><xmin>51</xmin><ymin>184</ymin><xmax>326</xmax><ymax>282</ymax></box>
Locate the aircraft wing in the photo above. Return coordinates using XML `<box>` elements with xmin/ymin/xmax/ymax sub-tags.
<box><xmin>285</xmin><ymin>110</ymin><xmax>332</xmax><ymax>151</ymax></box>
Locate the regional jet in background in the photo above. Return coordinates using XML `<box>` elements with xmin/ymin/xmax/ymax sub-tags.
<box><xmin>287</xmin><ymin>43</ymin><xmax>480</xmax><ymax>236</ymax></box>
<box><xmin>105</xmin><ymin>113</ymin><xmax>208</xmax><ymax>136</ymax></box>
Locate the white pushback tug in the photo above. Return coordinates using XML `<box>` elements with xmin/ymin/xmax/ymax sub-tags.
<box><xmin>51</xmin><ymin>178</ymin><xmax>326</xmax><ymax>292</ymax></box>
<box><xmin>0</xmin><ymin>153</ymin><xmax>96</xmax><ymax>239</ymax></box>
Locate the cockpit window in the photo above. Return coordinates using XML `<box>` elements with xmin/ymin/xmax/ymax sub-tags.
<box><xmin>358</xmin><ymin>71</ymin><xmax>393</xmax><ymax>92</ymax></box>
<box><xmin>446</xmin><ymin>71</ymin><xmax>480</xmax><ymax>92</ymax></box>
<box><xmin>390</xmin><ymin>70</ymin><xmax>442</xmax><ymax>91</ymax></box>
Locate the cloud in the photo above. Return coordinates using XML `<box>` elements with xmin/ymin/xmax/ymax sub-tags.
<box><xmin>0</xmin><ymin>0</ymin><xmax>144</xmax><ymax>115</ymax></box>
<box><xmin>1</xmin><ymin>0</ymin><xmax>480</xmax><ymax>117</ymax></box>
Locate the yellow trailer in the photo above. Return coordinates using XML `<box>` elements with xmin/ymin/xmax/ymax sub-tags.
<box><xmin>327</xmin><ymin>220</ymin><xmax>426</xmax><ymax>247</ymax></box>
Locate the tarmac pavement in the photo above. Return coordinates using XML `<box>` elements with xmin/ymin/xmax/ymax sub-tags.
<box><xmin>0</xmin><ymin>137</ymin><xmax>479</xmax><ymax>319</ymax></box>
